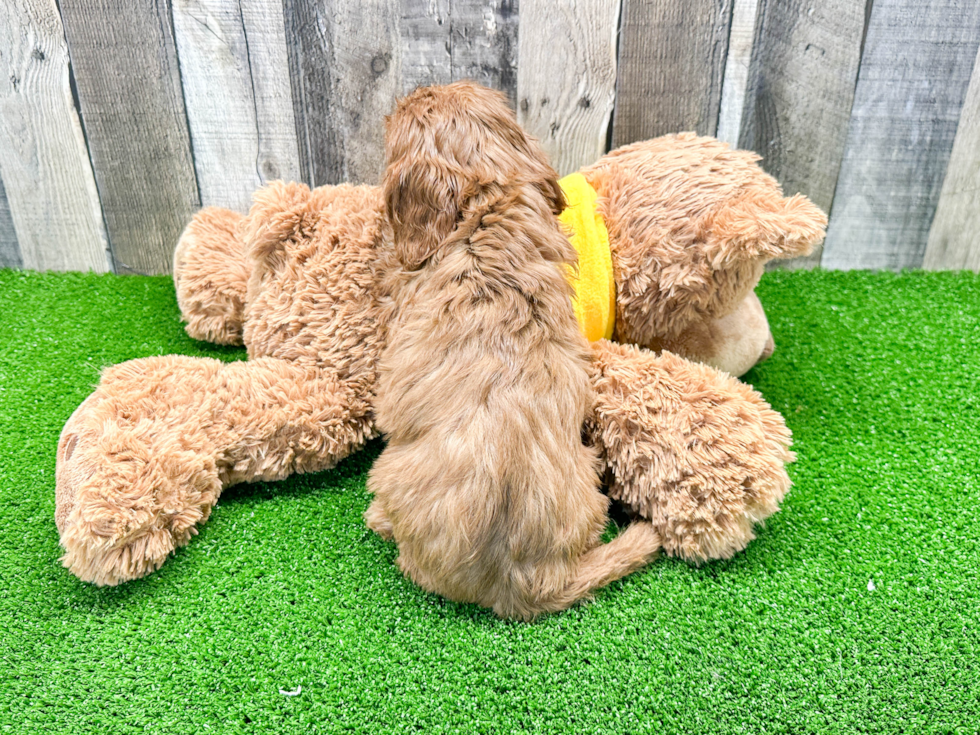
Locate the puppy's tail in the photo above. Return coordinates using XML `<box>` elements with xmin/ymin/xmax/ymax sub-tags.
<box><xmin>546</xmin><ymin>521</ymin><xmax>661</xmax><ymax>615</ymax></box>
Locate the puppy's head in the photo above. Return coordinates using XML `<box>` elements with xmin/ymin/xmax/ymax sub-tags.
<box><xmin>383</xmin><ymin>81</ymin><xmax>564</xmax><ymax>269</ymax></box>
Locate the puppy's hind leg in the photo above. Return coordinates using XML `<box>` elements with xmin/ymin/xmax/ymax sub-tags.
<box><xmin>364</xmin><ymin>498</ymin><xmax>394</xmax><ymax>540</ymax></box>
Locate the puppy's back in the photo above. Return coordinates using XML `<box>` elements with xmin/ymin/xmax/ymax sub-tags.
<box><xmin>368</xmin><ymin>82</ymin><xmax>658</xmax><ymax>620</ymax></box>
<box><xmin>371</xmin><ymin>177</ymin><xmax>607</xmax><ymax>618</ymax></box>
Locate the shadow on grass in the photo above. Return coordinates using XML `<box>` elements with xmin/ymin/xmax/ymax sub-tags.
<box><xmin>217</xmin><ymin>439</ymin><xmax>384</xmax><ymax>506</ymax></box>
<box><xmin>60</xmin><ymin>433</ymin><xmax>785</xmax><ymax>625</ymax></box>
<box><xmin>59</xmin><ymin>440</ymin><xmax>386</xmax><ymax>604</ymax></box>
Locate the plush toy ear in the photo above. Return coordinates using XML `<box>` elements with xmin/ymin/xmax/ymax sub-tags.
<box><xmin>704</xmin><ymin>192</ymin><xmax>828</xmax><ymax>268</ymax></box>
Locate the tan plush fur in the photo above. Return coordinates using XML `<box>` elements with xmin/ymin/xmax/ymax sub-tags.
<box><xmin>581</xmin><ymin>133</ymin><xmax>826</xmax><ymax>375</ymax></box>
<box><xmin>588</xmin><ymin>341</ymin><xmax>793</xmax><ymax>562</ymax></box>
<box><xmin>173</xmin><ymin>207</ymin><xmax>250</xmax><ymax>345</ymax></box>
<box><xmin>364</xmin><ymin>82</ymin><xmax>660</xmax><ymax>620</ymax></box>
<box><xmin>55</xmin><ymin>90</ymin><xmax>810</xmax><ymax>594</ymax></box>
<box><xmin>177</xmin><ymin>133</ymin><xmax>827</xmax><ymax>377</ymax></box>
<box><xmin>57</xmin><ymin>183</ymin><xmax>389</xmax><ymax>585</ymax></box>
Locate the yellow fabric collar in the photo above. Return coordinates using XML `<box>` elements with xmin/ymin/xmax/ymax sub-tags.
<box><xmin>558</xmin><ymin>173</ymin><xmax>616</xmax><ymax>342</ymax></box>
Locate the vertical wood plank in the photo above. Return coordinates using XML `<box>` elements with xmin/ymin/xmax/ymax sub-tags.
<box><xmin>0</xmin><ymin>0</ymin><xmax>109</xmax><ymax>272</ymax></box>
<box><xmin>398</xmin><ymin>0</ymin><xmax>519</xmax><ymax>105</ymax></box>
<box><xmin>821</xmin><ymin>0</ymin><xmax>980</xmax><ymax>271</ymax></box>
<box><xmin>612</xmin><ymin>0</ymin><xmax>733</xmax><ymax>147</ymax></box>
<box><xmin>451</xmin><ymin>0</ymin><xmax>519</xmax><ymax>107</ymax></box>
<box><xmin>400</xmin><ymin>0</ymin><xmax>451</xmax><ymax>94</ymax></box>
<box><xmin>238</xmin><ymin>0</ymin><xmax>302</xmax><ymax>189</ymax></box>
<box><xmin>60</xmin><ymin>0</ymin><xmax>200</xmax><ymax>275</ymax></box>
<box><xmin>282</xmin><ymin>0</ymin><xmax>311</xmax><ymax>184</ymax></box>
<box><xmin>738</xmin><ymin>0</ymin><xmax>866</xmax><ymax>269</ymax></box>
<box><xmin>715</xmin><ymin>0</ymin><xmax>758</xmax><ymax>147</ymax></box>
<box><xmin>923</xmin><ymin>45</ymin><xmax>980</xmax><ymax>271</ymax></box>
<box><xmin>284</xmin><ymin>0</ymin><xmax>400</xmax><ymax>186</ymax></box>
<box><xmin>518</xmin><ymin>0</ymin><xmax>619</xmax><ymax>176</ymax></box>
<box><xmin>0</xmin><ymin>176</ymin><xmax>22</xmax><ymax>269</ymax></box>
<box><xmin>172</xmin><ymin>0</ymin><xmax>300</xmax><ymax>213</ymax></box>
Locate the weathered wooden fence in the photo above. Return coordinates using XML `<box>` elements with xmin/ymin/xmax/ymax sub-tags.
<box><xmin>2</xmin><ymin>0</ymin><xmax>980</xmax><ymax>274</ymax></box>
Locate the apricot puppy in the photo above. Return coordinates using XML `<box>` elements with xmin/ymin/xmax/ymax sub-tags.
<box><xmin>364</xmin><ymin>82</ymin><xmax>660</xmax><ymax>620</ymax></box>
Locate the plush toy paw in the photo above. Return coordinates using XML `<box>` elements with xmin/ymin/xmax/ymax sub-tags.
<box><xmin>173</xmin><ymin>207</ymin><xmax>250</xmax><ymax>345</ymax></box>
<box><xmin>588</xmin><ymin>340</ymin><xmax>793</xmax><ymax>563</ymax></box>
<box><xmin>56</xmin><ymin>359</ymin><xmax>222</xmax><ymax>585</ymax></box>
<box><xmin>57</xmin><ymin>352</ymin><xmax>380</xmax><ymax>585</ymax></box>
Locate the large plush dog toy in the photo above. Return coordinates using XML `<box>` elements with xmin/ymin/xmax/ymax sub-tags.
<box><xmin>55</xmin><ymin>86</ymin><xmax>826</xmax><ymax>586</ymax></box>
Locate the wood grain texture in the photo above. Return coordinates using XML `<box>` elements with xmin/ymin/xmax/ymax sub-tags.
<box><xmin>822</xmin><ymin>0</ymin><xmax>980</xmax><ymax>271</ymax></box>
<box><xmin>739</xmin><ymin>0</ymin><xmax>866</xmax><ymax>269</ymax></box>
<box><xmin>60</xmin><ymin>0</ymin><xmax>200</xmax><ymax>275</ymax></box>
<box><xmin>923</xmin><ymin>45</ymin><xmax>980</xmax><ymax>271</ymax></box>
<box><xmin>518</xmin><ymin>0</ymin><xmax>619</xmax><ymax>176</ymax></box>
<box><xmin>173</xmin><ymin>0</ymin><xmax>300</xmax><ymax>213</ymax></box>
<box><xmin>284</xmin><ymin>0</ymin><xmax>400</xmax><ymax>186</ymax></box>
<box><xmin>612</xmin><ymin>0</ymin><xmax>733</xmax><ymax>147</ymax></box>
<box><xmin>0</xmin><ymin>0</ymin><xmax>109</xmax><ymax>272</ymax></box>
<box><xmin>400</xmin><ymin>0</ymin><xmax>452</xmax><ymax>93</ymax></box>
<box><xmin>0</xmin><ymin>175</ymin><xmax>22</xmax><ymax>269</ymax></box>
<box><xmin>399</xmin><ymin>0</ymin><xmax>519</xmax><ymax>104</ymax></box>
<box><xmin>716</xmin><ymin>0</ymin><xmax>758</xmax><ymax>147</ymax></box>
<box><xmin>450</xmin><ymin>0</ymin><xmax>519</xmax><ymax>107</ymax></box>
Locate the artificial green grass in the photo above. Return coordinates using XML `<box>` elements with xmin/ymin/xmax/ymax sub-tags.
<box><xmin>1</xmin><ymin>267</ymin><xmax>978</xmax><ymax>734</ymax></box>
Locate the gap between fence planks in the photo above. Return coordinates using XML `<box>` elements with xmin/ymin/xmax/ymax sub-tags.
<box><xmin>400</xmin><ymin>0</ymin><xmax>452</xmax><ymax>93</ymax></box>
<box><xmin>518</xmin><ymin>0</ymin><xmax>619</xmax><ymax>176</ymax></box>
<box><xmin>0</xmin><ymin>176</ymin><xmax>22</xmax><ymax>269</ymax></box>
<box><xmin>0</xmin><ymin>0</ymin><xmax>109</xmax><ymax>272</ymax></box>
<box><xmin>7</xmin><ymin>0</ymin><xmax>980</xmax><ymax>274</ymax></box>
<box><xmin>613</xmin><ymin>0</ymin><xmax>733</xmax><ymax>146</ymax></box>
<box><xmin>739</xmin><ymin>0</ymin><xmax>867</xmax><ymax>270</ymax></box>
<box><xmin>923</xmin><ymin>44</ymin><xmax>980</xmax><ymax>272</ymax></box>
<box><xmin>172</xmin><ymin>0</ymin><xmax>300</xmax><ymax>214</ymax></box>
<box><xmin>284</xmin><ymin>0</ymin><xmax>400</xmax><ymax>187</ymax></box>
<box><xmin>60</xmin><ymin>0</ymin><xmax>199</xmax><ymax>275</ymax></box>
<box><xmin>821</xmin><ymin>0</ymin><xmax>980</xmax><ymax>271</ymax></box>
<box><xmin>451</xmin><ymin>0</ymin><xmax>519</xmax><ymax>108</ymax></box>
<box><xmin>400</xmin><ymin>0</ymin><xmax>518</xmax><ymax>100</ymax></box>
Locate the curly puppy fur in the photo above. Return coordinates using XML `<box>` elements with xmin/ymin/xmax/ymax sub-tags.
<box><xmin>175</xmin><ymin>134</ymin><xmax>826</xmax><ymax>376</ymax></box>
<box><xmin>365</xmin><ymin>82</ymin><xmax>660</xmax><ymax>620</ymax></box>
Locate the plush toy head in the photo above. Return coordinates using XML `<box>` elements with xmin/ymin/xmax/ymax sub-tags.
<box><xmin>581</xmin><ymin>133</ymin><xmax>828</xmax><ymax>376</ymax></box>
